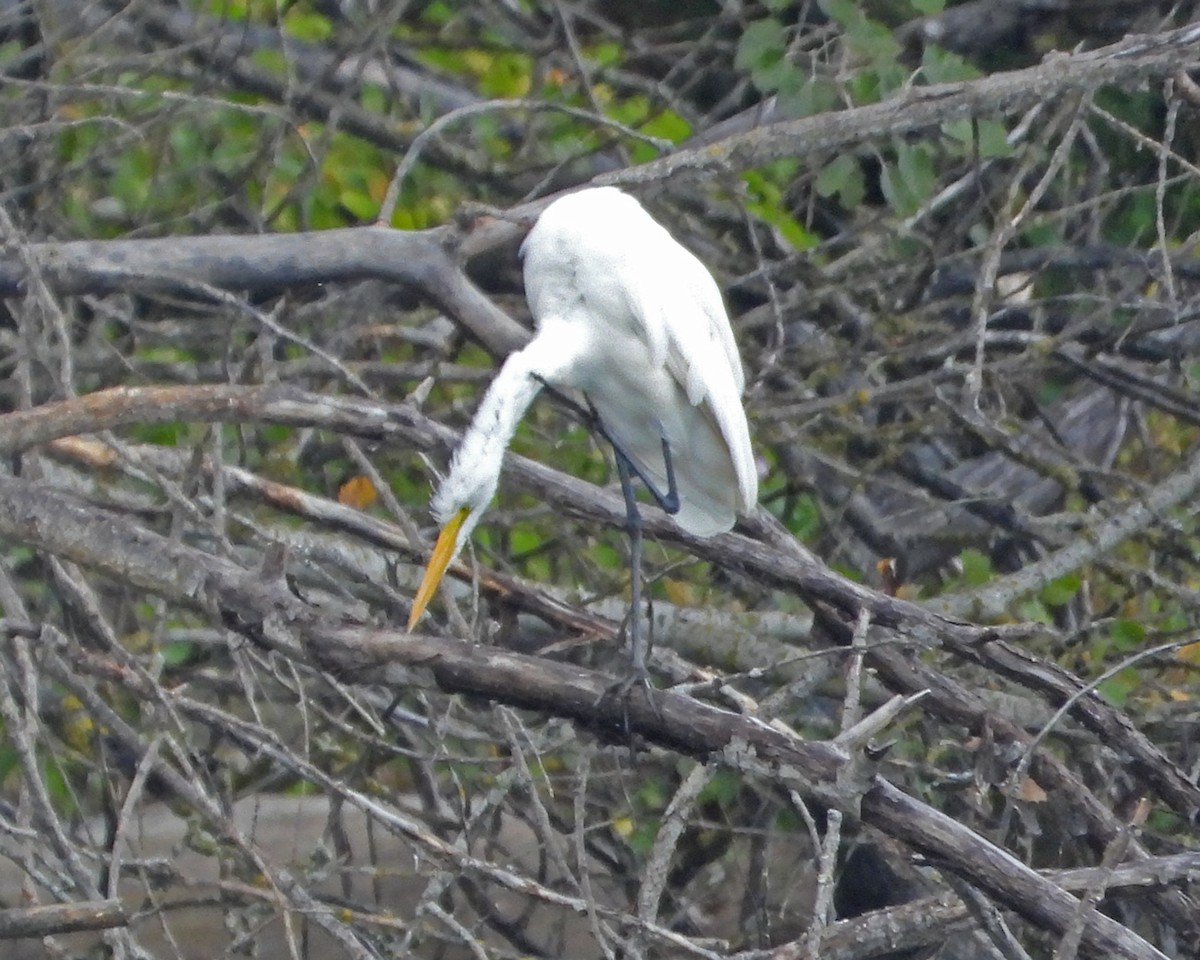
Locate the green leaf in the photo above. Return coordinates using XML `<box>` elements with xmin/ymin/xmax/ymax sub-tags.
<box><xmin>776</xmin><ymin>75</ymin><xmax>839</xmax><ymax>118</ymax></box>
<box><xmin>284</xmin><ymin>9</ymin><xmax>332</xmax><ymax>41</ymax></box>
<box><xmin>790</xmin><ymin>493</ymin><xmax>823</xmax><ymax>540</ymax></box>
<box><xmin>252</xmin><ymin>47</ymin><xmax>286</xmax><ymax>75</ymax></box>
<box><xmin>1040</xmin><ymin>572</ymin><xmax>1082</xmax><ymax>607</ymax></box>
<box><xmin>736</xmin><ymin>19</ymin><xmax>789</xmax><ymax>93</ymax></box>
<box><xmin>879</xmin><ymin>163</ymin><xmax>911</xmax><ymax>217</ymax></box>
<box><xmin>698</xmin><ymin>769</ymin><xmax>741</xmax><ymax>805</ymax></box>
<box><xmin>132</xmin><ymin>422</ymin><xmax>182</xmax><ymax>446</ymax></box>
<box><xmin>339</xmin><ymin>189</ymin><xmax>378</xmax><ymax>221</ymax></box>
<box><xmin>592</xmin><ymin>542</ymin><xmax>623</xmax><ymax>570</ymax></box>
<box><xmin>631</xmin><ymin>110</ymin><xmax>690</xmax><ymax>163</ymax></box>
<box><xmin>735</xmin><ymin>19</ymin><xmax>784</xmax><ymax>71</ymax></box>
<box><xmin>880</xmin><ymin>142</ymin><xmax>936</xmax><ymax>217</ymax></box>
<box><xmin>591</xmin><ymin>41</ymin><xmax>622</xmax><ymax>67</ymax></box>
<box><xmin>832</xmin><ymin>562</ymin><xmax>865</xmax><ymax>583</ymax></box>
<box><xmin>643</xmin><ymin>109</ymin><xmax>691</xmax><ymax>144</ymax></box>
<box><xmin>43</xmin><ymin>758</ymin><xmax>75</xmax><ymax>813</ymax></box>
<box><xmin>920</xmin><ymin>45</ymin><xmax>980</xmax><ymax>84</ymax></box>
<box><xmin>911</xmin><ymin>0</ymin><xmax>944</xmax><ymax>12</ymax></box>
<box><xmin>744</xmin><ymin>164</ymin><xmax>817</xmax><ymax>250</ymax></box>
<box><xmin>847</xmin><ymin>20</ymin><xmax>901</xmax><ymax>66</ymax></box>
<box><xmin>508</xmin><ymin>526</ymin><xmax>543</xmax><ymax>556</ymax></box>
<box><xmin>1015</xmin><ymin>598</ymin><xmax>1054</xmax><ymax>625</ymax></box>
<box><xmin>897</xmin><ymin>142</ymin><xmax>936</xmax><ymax>201</ymax></box>
<box><xmin>160</xmin><ymin>641</ymin><xmax>196</xmax><ymax>667</ymax></box>
<box><xmin>959</xmin><ymin>549</ymin><xmax>992</xmax><ymax>587</ymax></box>
<box><xmin>944</xmin><ymin>119</ymin><xmax>1013</xmax><ymax>158</ymax></box>
<box><xmin>0</xmin><ymin>739</ymin><xmax>19</xmax><ymax>783</ymax></box>
<box><xmin>1109</xmin><ymin>618</ymin><xmax>1146</xmax><ymax>651</ymax></box>
<box><xmin>1098</xmin><ymin>667</ymin><xmax>1139</xmax><ymax>707</ymax></box>
<box><xmin>815</xmin><ymin>154</ymin><xmax>865</xmax><ymax>208</ymax></box>
<box><xmin>627</xmin><ymin>818</ymin><xmax>660</xmax><ymax>855</ymax></box>
<box><xmin>420</xmin><ymin>1</ymin><xmax>454</xmax><ymax>26</ymax></box>
<box><xmin>819</xmin><ymin>0</ymin><xmax>859</xmax><ymax>26</ymax></box>
<box><xmin>479</xmin><ymin>51</ymin><xmax>532</xmax><ymax>97</ymax></box>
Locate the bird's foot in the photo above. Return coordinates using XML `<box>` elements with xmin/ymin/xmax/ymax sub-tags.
<box><xmin>602</xmin><ymin>663</ymin><xmax>653</xmax><ymax>701</ymax></box>
<box><xmin>595</xmin><ymin>662</ymin><xmax>662</xmax><ymax>740</ymax></box>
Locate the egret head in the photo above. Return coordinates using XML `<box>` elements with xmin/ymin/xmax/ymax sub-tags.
<box><xmin>406</xmin><ymin>426</ymin><xmax>502</xmax><ymax>630</ymax></box>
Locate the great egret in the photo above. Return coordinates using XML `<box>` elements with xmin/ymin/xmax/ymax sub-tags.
<box><xmin>408</xmin><ymin>187</ymin><xmax>756</xmax><ymax>676</ymax></box>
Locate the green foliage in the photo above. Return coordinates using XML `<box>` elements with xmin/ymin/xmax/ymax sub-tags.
<box><xmin>42</xmin><ymin>757</ymin><xmax>76</xmax><ymax>815</ymax></box>
<box><xmin>632</xmin><ymin>110</ymin><xmax>690</xmax><ymax>163</ymax></box>
<box><xmin>786</xmin><ymin>493</ymin><xmax>823</xmax><ymax>542</ymax></box>
<box><xmin>1039</xmin><ymin>572</ymin><xmax>1082</xmax><ymax>608</ymax></box>
<box><xmin>698</xmin><ymin>769</ymin><xmax>742</xmax><ymax>806</ymax></box>
<box><xmin>820</xmin><ymin>0</ymin><xmax>903</xmax><ymax>87</ymax></box>
<box><xmin>735</xmin><ymin>17</ymin><xmax>839</xmax><ymax>118</ymax></box>
<box><xmin>920</xmin><ymin>45</ymin><xmax>981</xmax><ymax>85</ymax></box>
<box><xmin>1098</xmin><ymin>667</ymin><xmax>1140</xmax><ymax>707</ymax></box>
<box><xmin>1109</xmin><ymin>618</ymin><xmax>1146</xmax><ymax>651</ymax></box>
<box><xmin>958</xmin><ymin>549</ymin><xmax>993</xmax><ymax>588</ymax></box>
<box><xmin>1013</xmin><ymin>598</ymin><xmax>1054</xmax><ymax>625</ymax></box>
<box><xmin>283</xmin><ymin>7</ymin><xmax>333</xmax><ymax>42</ymax></box>
<box><xmin>733</xmin><ymin>5</ymin><xmax>1013</xmax><ymax>225</ymax></box>
<box><xmin>879</xmin><ymin>141</ymin><xmax>937</xmax><ymax>217</ymax></box>
<box><xmin>132</xmin><ymin>422</ymin><xmax>183</xmax><ymax>446</ymax></box>
<box><xmin>0</xmin><ymin>739</ymin><xmax>16</xmax><ymax>790</ymax></box>
<box><xmin>943</xmin><ymin>118</ymin><xmax>1013</xmax><ymax>159</ymax></box>
<box><xmin>735</xmin><ymin>20</ymin><xmax>789</xmax><ymax>93</ymax></box>
<box><xmin>744</xmin><ymin>163</ymin><xmax>818</xmax><ymax>249</ymax></box>
<box><xmin>160</xmin><ymin>640</ymin><xmax>199</xmax><ymax>667</ymax></box>
<box><xmin>508</xmin><ymin>522</ymin><xmax>552</xmax><ymax>582</ymax></box>
<box><xmin>1105</xmin><ymin>191</ymin><xmax>1158</xmax><ymax>246</ymax></box>
<box><xmin>815</xmin><ymin>154</ymin><xmax>866</xmax><ymax>209</ymax></box>
<box><xmin>591</xmin><ymin>542</ymin><xmax>624</xmax><ymax>571</ymax></box>
<box><xmin>477</xmin><ymin>51</ymin><xmax>533</xmax><ymax>98</ymax></box>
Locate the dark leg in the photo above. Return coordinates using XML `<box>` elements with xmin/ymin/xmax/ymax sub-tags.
<box><xmin>536</xmin><ymin>379</ymin><xmax>682</xmax><ymax>518</ymax></box>
<box><xmin>654</xmin><ymin>435</ymin><xmax>681</xmax><ymax>515</ymax></box>
<box><xmin>614</xmin><ymin>447</ymin><xmax>649</xmax><ymax>681</ymax></box>
<box><xmin>593</xmin><ymin>417</ymin><xmax>681</xmax><ymax>517</ymax></box>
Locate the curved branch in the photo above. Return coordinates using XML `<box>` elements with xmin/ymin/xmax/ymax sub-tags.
<box><xmin>0</xmin><ymin>227</ymin><xmax>527</xmax><ymax>357</ymax></box>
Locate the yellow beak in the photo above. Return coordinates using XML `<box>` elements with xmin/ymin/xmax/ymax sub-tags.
<box><xmin>407</xmin><ymin>507</ymin><xmax>469</xmax><ymax>630</ymax></box>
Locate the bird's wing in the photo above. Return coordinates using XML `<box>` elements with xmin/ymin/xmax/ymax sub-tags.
<box><xmin>620</xmin><ymin>234</ymin><xmax>757</xmax><ymax>514</ymax></box>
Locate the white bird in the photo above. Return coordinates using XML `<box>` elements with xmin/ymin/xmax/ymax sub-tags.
<box><xmin>408</xmin><ymin>186</ymin><xmax>757</xmax><ymax>675</ymax></box>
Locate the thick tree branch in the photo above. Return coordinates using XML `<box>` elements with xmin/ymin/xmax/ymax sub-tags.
<box><xmin>0</xmin><ymin>227</ymin><xmax>527</xmax><ymax>357</ymax></box>
<box><xmin>5</xmin><ymin>384</ymin><xmax>1198</xmax><ymax>826</ymax></box>
<box><xmin>0</xmin><ymin>474</ymin><xmax>1170</xmax><ymax>960</ymax></box>
<box><xmin>0</xmin><ymin>25</ymin><xmax>1196</xmax><ymax>325</ymax></box>
<box><xmin>604</xmin><ymin>23</ymin><xmax>1200</xmax><ymax>186</ymax></box>
<box><xmin>811</xmin><ymin>849</ymin><xmax>1200</xmax><ymax>960</ymax></box>
<box><xmin>0</xmin><ymin>900</ymin><xmax>127</xmax><ymax>939</ymax></box>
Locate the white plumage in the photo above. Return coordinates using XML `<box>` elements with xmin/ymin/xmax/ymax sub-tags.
<box><xmin>409</xmin><ymin>186</ymin><xmax>757</xmax><ymax>629</ymax></box>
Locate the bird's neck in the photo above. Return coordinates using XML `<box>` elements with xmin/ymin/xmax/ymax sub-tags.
<box><xmin>432</xmin><ymin>338</ymin><xmax>563</xmax><ymax>525</ymax></box>
<box><xmin>465</xmin><ymin>349</ymin><xmax>546</xmax><ymax>467</ymax></box>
